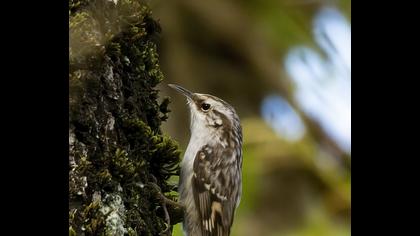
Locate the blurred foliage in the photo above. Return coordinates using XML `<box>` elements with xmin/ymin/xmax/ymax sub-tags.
<box><xmin>151</xmin><ymin>0</ymin><xmax>351</xmax><ymax>235</ymax></box>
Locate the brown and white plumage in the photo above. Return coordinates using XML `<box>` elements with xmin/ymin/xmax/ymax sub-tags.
<box><xmin>192</xmin><ymin>143</ymin><xmax>241</xmax><ymax>236</ymax></box>
<box><xmin>169</xmin><ymin>84</ymin><xmax>242</xmax><ymax>236</ymax></box>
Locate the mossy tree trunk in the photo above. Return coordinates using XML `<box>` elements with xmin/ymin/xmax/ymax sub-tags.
<box><xmin>69</xmin><ymin>0</ymin><xmax>182</xmax><ymax>235</ymax></box>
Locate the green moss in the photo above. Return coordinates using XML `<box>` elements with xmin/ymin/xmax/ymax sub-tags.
<box><xmin>69</xmin><ymin>0</ymin><xmax>182</xmax><ymax>235</ymax></box>
<box><xmin>69</xmin><ymin>226</ymin><xmax>77</xmax><ymax>236</ymax></box>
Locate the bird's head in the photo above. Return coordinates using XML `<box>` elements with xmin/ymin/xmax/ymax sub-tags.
<box><xmin>168</xmin><ymin>84</ymin><xmax>241</xmax><ymax>139</ymax></box>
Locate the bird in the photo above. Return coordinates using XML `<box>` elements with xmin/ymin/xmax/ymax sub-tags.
<box><xmin>168</xmin><ymin>84</ymin><xmax>243</xmax><ymax>236</ymax></box>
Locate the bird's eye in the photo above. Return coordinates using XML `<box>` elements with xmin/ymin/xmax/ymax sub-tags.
<box><xmin>201</xmin><ymin>103</ymin><xmax>211</xmax><ymax>111</ymax></box>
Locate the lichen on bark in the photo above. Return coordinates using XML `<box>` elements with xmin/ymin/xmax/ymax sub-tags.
<box><xmin>69</xmin><ymin>0</ymin><xmax>182</xmax><ymax>235</ymax></box>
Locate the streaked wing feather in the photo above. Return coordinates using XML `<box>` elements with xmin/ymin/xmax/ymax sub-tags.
<box><xmin>192</xmin><ymin>144</ymin><xmax>239</xmax><ymax>236</ymax></box>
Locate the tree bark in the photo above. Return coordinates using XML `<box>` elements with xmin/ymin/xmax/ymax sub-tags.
<box><xmin>69</xmin><ymin>0</ymin><xmax>182</xmax><ymax>235</ymax></box>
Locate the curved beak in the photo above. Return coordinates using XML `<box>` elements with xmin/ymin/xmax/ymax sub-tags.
<box><xmin>168</xmin><ymin>84</ymin><xmax>194</xmax><ymax>100</ymax></box>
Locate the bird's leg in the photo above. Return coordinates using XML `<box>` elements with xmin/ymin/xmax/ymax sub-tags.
<box><xmin>148</xmin><ymin>175</ymin><xmax>184</xmax><ymax>235</ymax></box>
<box><xmin>149</xmin><ymin>181</ymin><xmax>184</xmax><ymax>209</ymax></box>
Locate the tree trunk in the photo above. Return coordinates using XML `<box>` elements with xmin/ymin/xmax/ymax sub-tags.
<box><xmin>69</xmin><ymin>0</ymin><xmax>182</xmax><ymax>235</ymax></box>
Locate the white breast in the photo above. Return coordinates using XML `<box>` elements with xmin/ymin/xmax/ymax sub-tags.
<box><xmin>179</xmin><ymin>119</ymin><xmax>220</xmax><ymax>232</ymax></box>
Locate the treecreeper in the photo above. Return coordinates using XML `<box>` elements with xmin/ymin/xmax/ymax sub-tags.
<box><xmin>169</xmin><ymin>84</ymin><xmax>243</xmax><ymax>236</ymax></box>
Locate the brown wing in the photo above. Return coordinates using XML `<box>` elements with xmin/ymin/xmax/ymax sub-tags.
<box><xmin>192</xmin><ymin>144</ymin><xmax>241</xmax><ymax>236</ymax></box>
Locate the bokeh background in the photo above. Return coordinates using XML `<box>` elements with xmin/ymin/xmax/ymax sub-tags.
<box><xmin>151</xmin><ymin>0</ymin><xmax>350</xmax><ymax>235</ymax></box>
